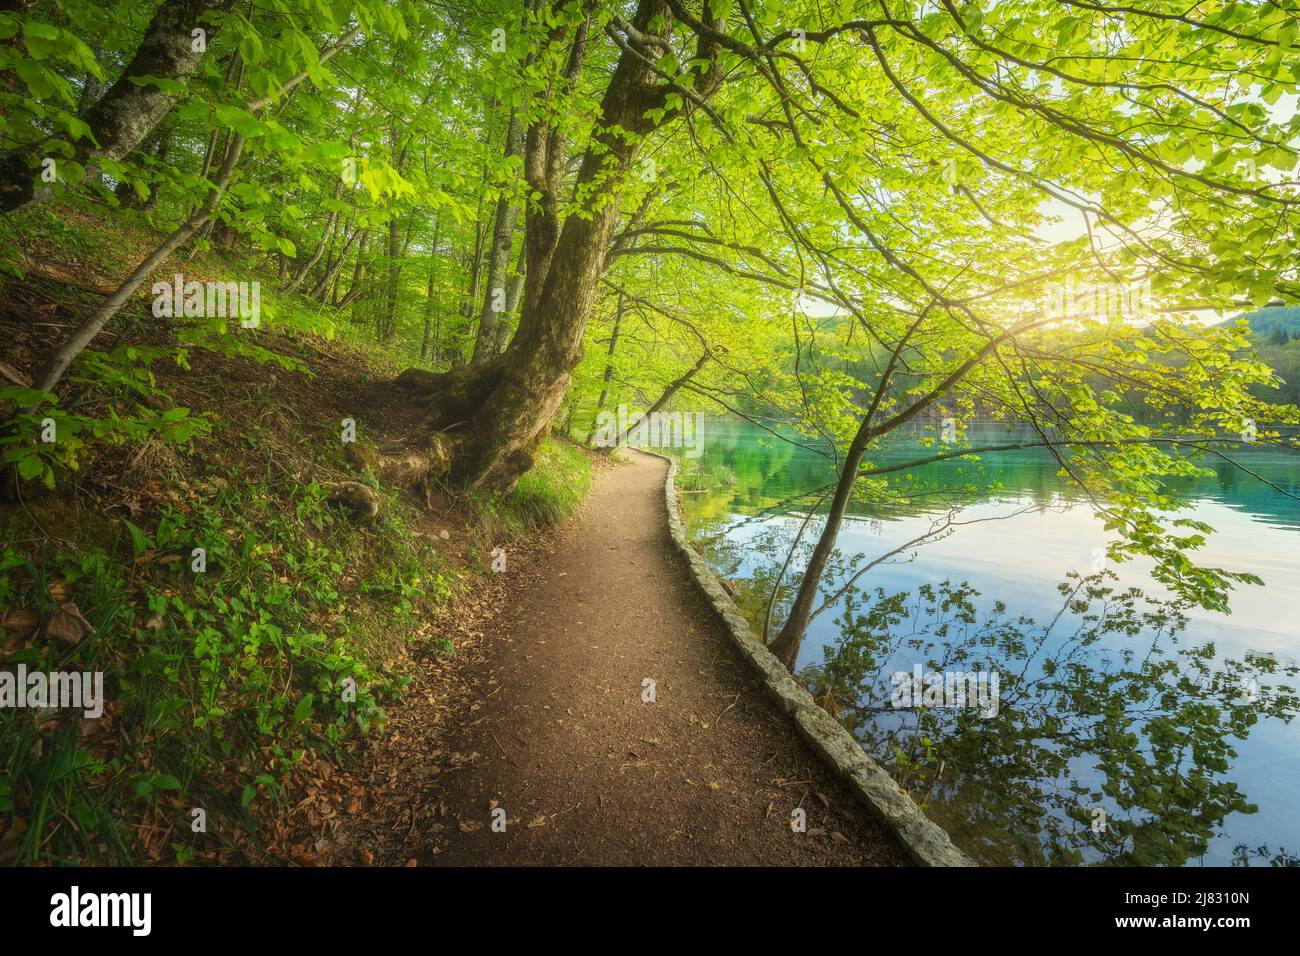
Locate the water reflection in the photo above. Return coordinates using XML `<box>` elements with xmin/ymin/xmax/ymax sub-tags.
<box><xmin>675</xmin><ymin>419</ymin><xmax>1300</xmax><ymax>865</ymax></box>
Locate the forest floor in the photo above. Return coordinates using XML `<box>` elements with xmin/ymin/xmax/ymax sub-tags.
<box><xmin>315</xmin><ymin>449</ymin><xmax>907</xmax><ymax>866</ymax></box>
<box><xmin>2</xmin><ymin>204</ymin><xmax>903</xmax><ymax>864</ymax></box>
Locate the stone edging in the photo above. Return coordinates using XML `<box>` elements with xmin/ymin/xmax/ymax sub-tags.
<box><xmin>651</xmin><ymin>452</ymin><xmax>975</xmax><ymax>867</ymax></box>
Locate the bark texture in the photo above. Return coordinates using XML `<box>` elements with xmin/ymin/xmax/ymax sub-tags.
<box><xmin>393</xmin><ymin>0</ymin><xmax>722</xmax><ymax>494</ymax></box>
<box><xmin>0</xmin><ymin>0</ymin><xmax>229</xmax><ymax>213</ymax></box>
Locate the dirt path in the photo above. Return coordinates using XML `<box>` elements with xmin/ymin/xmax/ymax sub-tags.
<box><xmin>327</xmin><ymin>449</ymin><xmax>906</xmax><ymax>866</ymax></box>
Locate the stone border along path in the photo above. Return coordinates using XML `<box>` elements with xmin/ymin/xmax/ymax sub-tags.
<box><xmin>408</xmin><ymin>448</ymin><xmax>915</xmax><ymax>865</ymax></box>
<box><xmin>652</xmin><ymin>451</ymin><xmax>975</xmax><ymax>867</ymax></box>
<box><xmin>324</xmin><ymin>447</ymin><xmax>963</xmax><ymax>865</ymax></box>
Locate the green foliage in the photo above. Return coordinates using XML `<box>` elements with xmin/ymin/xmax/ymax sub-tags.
<box><xmin>803</xmin><ymin>575</ymin><xmax>1300</xmax><ymax>866</ymax></box>
<box><xmin>0</xmin><ymin>453</ymin><xmax>454</xmax><ymax>863</ymax></box>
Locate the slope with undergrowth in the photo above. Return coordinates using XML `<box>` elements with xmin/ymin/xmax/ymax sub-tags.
<box><xmin>0</xmin><ymin>205</ymin><xmax>589</xmax><ymax>864</ymax></box>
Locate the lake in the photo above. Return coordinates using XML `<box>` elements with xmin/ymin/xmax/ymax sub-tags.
<box><xmin>668</xmin><ymin>417</ymin><xmax>1300</xmax><ymax>866</ymax></box>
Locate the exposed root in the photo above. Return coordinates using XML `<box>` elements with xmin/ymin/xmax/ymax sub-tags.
<box><xmin>325</xmin><ymin>481</ymin><xmax>380</xmax><ymax>522</ymax></box>
<box><xmin>334</xmin><ymin>431</ymin><xmax>458</xmax><ymax>518</ymax></box>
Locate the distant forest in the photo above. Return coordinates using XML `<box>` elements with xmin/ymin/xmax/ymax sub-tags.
<box><xmin>1229</xmin><ymin>306</ymin><xmax>1300</xmax><ymax>407</ymax></box>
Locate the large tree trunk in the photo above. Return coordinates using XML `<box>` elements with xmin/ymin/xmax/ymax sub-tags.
<box><xmin>393</xmin><ymin>0</ymin><xmax>720</xmax><ymax>493</ymax></box>
<box><xmin>0</xmin><ymin>0</ymin><xmax>230</xmax><ymax>213</ymax></box>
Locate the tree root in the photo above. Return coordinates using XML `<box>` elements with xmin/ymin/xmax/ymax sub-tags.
<box><xmin>329</xmin><ymin>431</ymin><xmax>458</xmax><ymax>520</ymax></box>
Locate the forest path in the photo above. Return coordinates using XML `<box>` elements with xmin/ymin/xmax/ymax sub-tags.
<box><xmin>328</xmin><ymin>449</ymin><xmax>905</xmax><ymax>866</ymax></box>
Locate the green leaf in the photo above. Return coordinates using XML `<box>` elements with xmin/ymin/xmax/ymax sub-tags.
<box><xmin>214</xmin><ymin>104</ymin><xmax>267</xmax><ymax>138</ymax></box>
<box><xmin>16</xmin><ymin>452</ymin><xmax>43</xmax><ymax>481</ymax></box>
<box><xmin>21</xmin><ymin>20</ymin><xmax>60</xmax><ymax>60</ymax></box>
<box><xmin>122</xmin><ymin>518</ymin><xmax>154</xmax><ymax>557</ymax></box>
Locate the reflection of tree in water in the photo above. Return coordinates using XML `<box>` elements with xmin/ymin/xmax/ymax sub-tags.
<box><xmin>1231</xmin><ymin>843</ymin><xmax>1300</xmax><ymax>867</ymax></box>
<box><xmin>797</xmin><ymin>575</ymin><xmax>1300</xmax><ymax>867</ymax></box>
<box><xmin>682</xmin><ymin>446</ymin><xmax>1300</xmax><ymax>866</ymax></box>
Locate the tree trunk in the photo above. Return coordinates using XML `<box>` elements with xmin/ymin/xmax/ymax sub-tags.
<box><xmin>312</xmin><ymin>222</ymin><xmax>359</xmax><ymax>300</ymax></box>
<box><xmin>393</xmin><ymin>0</ymin><xmax>721</xmax><ymax>493</ymax></box>
<box><xmin>0</xmin><ymin>0</ymin><xmax>230</xmax><ymax>213</ymax></box>
<box><xmin>337</xmin><ymin>229</ymin><xmax>369</xmax><ymax>307</ymax></box>
<box><xmin>26</xmin><ymin>136</ymin><xmax>246</xmax><ymax>396</ymax></box>
<box><xmin>379</xmin><ymin>214</ymin><xmax>402</xmax><ymax>341</ymax></box>
<box><xmin>284</xmin><ymin>181</ymin><xmax>343</xmax><ymax>292</ymax></box>
<box><xmin>609</xmin><ymin>352</ymin><xmax>708</xmax><ymax>449</ymax></box>
<box><xmin>471</xmin><ymin>109</ymin><xmax>523</xmax><ymax>366</ymax></box>
<box><xmin>766</xmin><ymin>412</ymin><xmax>878</xmax><ymax>670</ymax></box>
<box><xmin>585</xmin><ymin>292</ymin><xmax>625</xmax><ymax>445</ymax></box>
<box><xmin>490</xmin><ymin>240</ymin><xmax>527</xmax><ymax>354</ymax></box>
<box><xmin>419</xmin><ymin>214</ymin><xmax>443</xmax><ymax>363</ymax></box>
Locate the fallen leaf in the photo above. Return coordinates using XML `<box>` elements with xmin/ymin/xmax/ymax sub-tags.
<box><xmin>2</xmin><ymin>608</ymin><xmax>39</xmax><ymax>643</ymax></box>
<box><xmin>526</xmin><ymin>815</ymin><xmax>546</xmax><ymax>829</ymax></box>
<box><xmin>45</xmin><ymin>603</ymin><xmax>96</xmax><ymax>645</ymax></box>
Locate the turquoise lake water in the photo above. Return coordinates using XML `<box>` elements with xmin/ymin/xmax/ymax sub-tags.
<box><xmin>670</xmin><ymin>417</ymin><xmax>1300</xmax><ymax>866</ymax></box>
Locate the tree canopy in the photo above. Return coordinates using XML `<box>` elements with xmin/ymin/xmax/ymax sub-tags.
<box><xmin>2</xmin><ymin>0</ymin><xmax>1298</xmax><ymax>651</ymax></box>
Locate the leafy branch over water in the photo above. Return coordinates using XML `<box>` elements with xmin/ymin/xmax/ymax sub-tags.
<box><xmin>801</xmin><ymin>574</ymin><xmax>1300</xmax><ymax>866</ymax></box>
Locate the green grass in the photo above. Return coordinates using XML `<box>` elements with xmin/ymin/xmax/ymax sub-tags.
<box><xmin>488</xmin><ymin>438</ymin><xmax>591</xmax><ymax>533</ymax></box>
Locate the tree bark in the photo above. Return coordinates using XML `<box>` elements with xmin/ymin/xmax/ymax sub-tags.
<box><xmin>492</xmin><ymin>240</ymin><xmax>527</xmax><ymax>354</ymax></box>
<box><xmin>471</xmin><ymin>110</ymin><xmax>523</xmax><ymax>366</ymax></box>
<box><xmin>0</xmin><ymin>0</ymin><xmax>231</xmax><ymax>213</ymax></box>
